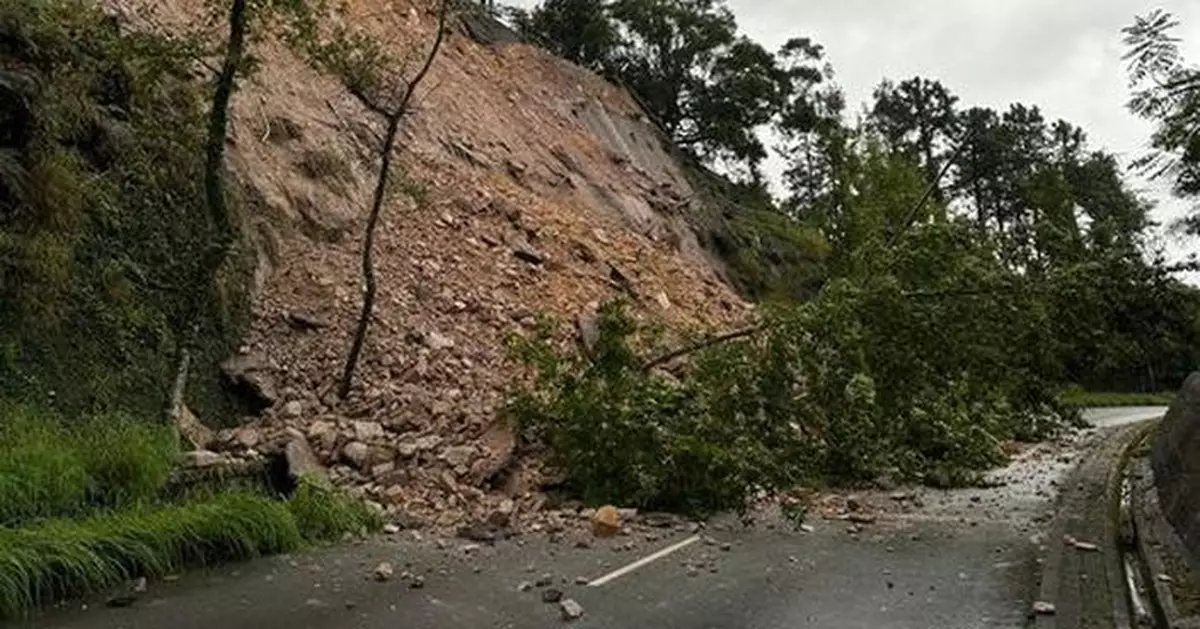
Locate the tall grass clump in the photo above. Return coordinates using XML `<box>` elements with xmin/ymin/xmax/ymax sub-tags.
<box><xmin>0</xmin><ymin>492</ymin><xmax>302</xmax><ymax>618</ymax></box>
<box><xmin>287</xmin><ymin>476</ymin><xmax>383</xmax><ymax>543</ymax></box>
<box><xmin>0</xmin><ymin>403</ymin><xmax>176</xmax><ymax>526</ymax></box>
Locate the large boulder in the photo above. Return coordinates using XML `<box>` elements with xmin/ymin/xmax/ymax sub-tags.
<box><xmin>219</xmin><ymin>352</ymin><xmax>278</xmax><ymax>411</ymax></box>
<box><xmin>1152</xmin><ymin>372</ymin><xmax>1200</xmax><ymax>569</ymax></box>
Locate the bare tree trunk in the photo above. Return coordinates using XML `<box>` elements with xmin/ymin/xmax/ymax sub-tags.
<box><xmin>338</xmin><ymin>0</ymin><xmax>449</xmax><ymax>398</ymax></box>
<box><xmin>339</xmin><ymin>112</ymin><xmax>401</xmax><ymax>399</ymax></box>
<box><xmin>169</xmin><ymin>0</ymin><xmax>247</xmax><ymax>425</ymax></box>
<box><xmin>201</xmin><ymin>0</ymin><xmax>247</xmax><ymax>282</ymax></box>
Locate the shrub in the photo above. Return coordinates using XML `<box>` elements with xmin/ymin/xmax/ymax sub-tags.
<box><xmin>0</xmin><ymin>0</ymin><xmax>251</xmax><ymax>421</ymax></box>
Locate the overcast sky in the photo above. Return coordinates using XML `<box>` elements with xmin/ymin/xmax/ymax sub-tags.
<box><xmin>507</xmin><ymin>1</ymin><xmax>1200</xmax><ymax>275</ymax></box>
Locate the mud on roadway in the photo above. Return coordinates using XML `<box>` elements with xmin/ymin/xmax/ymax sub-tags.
<box><xmin>18</xmin><ymin>408</ymin><xmax>1165</xmax><ymax>629</ymax></box>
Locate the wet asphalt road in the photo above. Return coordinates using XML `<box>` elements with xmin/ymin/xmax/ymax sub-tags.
<box><xmin>16</xmin><ymin>407</ymin><xmax>1166</xmax><ymax>629</ymax></box>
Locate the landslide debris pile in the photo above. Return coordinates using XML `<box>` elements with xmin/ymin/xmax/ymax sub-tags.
<box><xmin>111</xmin><ymin>0</ymin><xmax>751</xmax><ymax>531</ymax></box>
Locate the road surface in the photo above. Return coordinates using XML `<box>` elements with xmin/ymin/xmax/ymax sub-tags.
<box><xmin>15</xmin><ymin>407</ymin><xmax>1166</xmax><ymax>629</ymax></box>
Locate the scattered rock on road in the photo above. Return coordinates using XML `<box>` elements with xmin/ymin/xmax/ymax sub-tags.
<box><xmin>372</xmin><ymin>562</ymin><xmax>394</xmax><ymax>582</ymax></box>
<box><xmin>1032</xmin><ymin>601</ymin><xmax>1057</xmax><ymax>615</ymax></box>
<box><xmin>541</xmin><ymin>588</ymin><xmax>564</xmax><ymax>603</ymax></box>
<box><xmin>560</xmin><ymin>599</ymin><xmax>585</xmax><ymax>621</ymax></box>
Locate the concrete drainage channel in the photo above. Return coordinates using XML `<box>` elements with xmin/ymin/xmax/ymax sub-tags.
<box><xmin>1116</xmin><ymin>422</ymin><xmax>1158</xmax><ymax>628</ymax></box>
<box><xmin>1112</xmin><ymin>416</ymin><xmax>1200</xmax><ymax>629</ymax></box>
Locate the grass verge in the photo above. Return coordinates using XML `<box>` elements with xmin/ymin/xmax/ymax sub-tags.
<box><xmin>0</xmin><ymin>403</ymin><xmax>176</xmax><ymax>527</ymax></box>
<box><xmin>1060</xmin><ymin>389</ymin><xmax>1176</xmax><ymax>408</ymax></box>
<box><xmin>0</xmin><ymin>492</ymin><xmax>302</xmax><ymax>618</ymax></box>
<box><xmin>0</xmin><ymin>404</ymin><xmax>381</xmax><ymax>619</ymax></box>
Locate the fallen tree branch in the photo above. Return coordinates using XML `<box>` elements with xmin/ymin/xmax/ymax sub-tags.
<box><xmin>641</xmin><ymin>324</ymin><xmax>763</xmax><ymax>372</ymax></box>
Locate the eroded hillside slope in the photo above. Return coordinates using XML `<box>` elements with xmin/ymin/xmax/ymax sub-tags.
<box><xmin>105</xmin><ymin>0</ymin><xmax>750</xmax><ymax>529</ymax></box>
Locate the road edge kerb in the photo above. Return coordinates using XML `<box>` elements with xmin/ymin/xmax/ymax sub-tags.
<box><xmin>1107</xmin><ymin>421</ymin><xmax>1157</xmax><ymax>629</ymax></box>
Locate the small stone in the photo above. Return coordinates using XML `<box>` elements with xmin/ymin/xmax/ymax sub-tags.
<box><xmin>535</xmin><ymin>573</ymin><xmax>554</xmax><ymax>587</ymax></box>
<box><xmin>372</xmin><ymin>562</ymin><xmax>394</xmax><ymax>582</ymax></box>
<box><xmin>719</xmin><ymin>542</ymin><xmax>732</xmax><ymax>552</ymax></box>
<box><xmin>574</xmin><ymin>576</ymin><xmax>590</xmax><ymax>585</ymax></box>
<box><xmin>284</xmin><ymin>311</ymin><xmax>328</xmax><ymax>330</ymax></box>
<box><xmin>282</xmin><ymin>400</ymin><xmax>304</xmax><ymax>417</ymax></box>
<box><xmin>541</xmin><ymin>588</ymin><xmax>564</xmax><ymax>603</ymax></box>
<box><xmin>1032</xmin><ymin>601</ymin><xmax>1056</xmax><ymax>615</ymax></box>
<box><xmin>518</xmin><ymin>581</ymin><xmax>534</xmax><ymax>592</ymax></box>
<box><xmin>341</xmin><ymin>441</ymin><xmax>370</xmax><ymax>467</ymax></box>
<box><xmin>560</xmin><ymin>599</ymin><xmax>584</xmax><ymax>620</ymax></box>
<box><xmin>440</xmin><ymin>445</ymin><xmax>476</xmax><ymax>468</ymax></box>
<box><xmin>131</xmin><ymin>577</ymin><xmax>147</xmax><ymax>593</ymax></box>
<box><xmin>424</xmin><ymin>331</ymin><xmax>456</xmax><ymax>351</ymax></box>
<box><xmin>409</xmin><ymin>575</ymin><xmax>425</xmax><ymax>589</ymax></box>
<box><xmin>284</xmin><ymin>438</ymin><xmax>325</xmax><ymax>482</ymax></box>
<box><xmin>382</xmin><ymin>524</ymin><xmax>400</xmax><ymax>534</ymax></box>
<box><xmin>182</xmin><ymin>450</ymin><xmax>223</xmax><ymax>468</ymax></box>
<box><xmin>353</xmin><ymin>421</ymin><xmax>385</xmax><ymax>442</ymax></box>
<box><xmin>1072</xmin><ymin>540</ymin><xmax>1100</xmax><ymax>552</ymax></box>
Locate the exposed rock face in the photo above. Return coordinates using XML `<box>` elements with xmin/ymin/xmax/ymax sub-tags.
<box><xmin>1152</xmin><ymin>373</ymin><xmax>1200</xmax><ymax>564</ymax></box>
<box><xmin>111</xmin><ymin>0</ymin><xmax>753</xmax><ymax>532</ymax></box>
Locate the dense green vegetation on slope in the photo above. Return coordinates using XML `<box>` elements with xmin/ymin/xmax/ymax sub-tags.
<box><xmin>0</xmin><ymin>0</ymin><xmax>377</xmax><ymax>617</ymax></box>
<box><xmin>0</xmin><ymin>0</ymin><xmax>254</xmax><ymax>422</ymax></box>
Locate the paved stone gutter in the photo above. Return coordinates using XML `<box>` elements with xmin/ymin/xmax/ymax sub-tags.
<box><xmin>1034</xmin><ymin>422</ymin><xmax>1146</xmax><ymax>629</ymax></box>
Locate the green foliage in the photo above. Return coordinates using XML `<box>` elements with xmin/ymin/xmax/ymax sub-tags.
<box><xmin>1123</xmin><ymin>9</ymin><xmax>1200</xmax><ymax>233</ymax></box>
<box><xmin>509</xmin><ymin>0</ymin><xmax>831</xmax><ymax>179</ymax></box>
<box><xmin>287</xmin><ymin>476</ymin><xmax>383</xmax><ymax>542</ymax></box>
<box><xmin>502</xmin><ymin>0</ymin><xmax>619</xmax><ymax>70</ymax></box>
<box><xmin>0</xmin><ymin>492</ymin><xmax>303</xmax><ymax>619</ymax></box>
<box><xmin>0</xmin><ymin>403</ymin><xmax>176</xmax><ymax>526</ymax></box>
<box><xmin>0</xmin><ymin>0</ymin><xmax>251</xmax><ymax>420</ymax></box>
<box><xmin>507</xmin><ymin>283</ymin><xmax>1074</xmax><ymax>514</ymax></box>
<box><xmin>0</xmin><ymin>403</ymin><xmax>378</xmax><ymax>616</ymax></box>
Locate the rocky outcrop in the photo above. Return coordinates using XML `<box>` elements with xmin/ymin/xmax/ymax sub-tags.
<box><xmin>1151</xmin><ymin>372</ymin><xmax>1200</xmax><ymax>571</ymax></box>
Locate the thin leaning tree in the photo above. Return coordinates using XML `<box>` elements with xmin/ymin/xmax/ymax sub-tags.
<box><xmin>281</xmin><ymin>0</ymin><xmax>451</xmax><ymax>399</ymax></box>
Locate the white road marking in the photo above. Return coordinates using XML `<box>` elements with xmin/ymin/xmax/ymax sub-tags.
<box><xmin>587</xmin><ymin>535</ymin><xmax>701</xmax><ymax>587</ymax></box>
